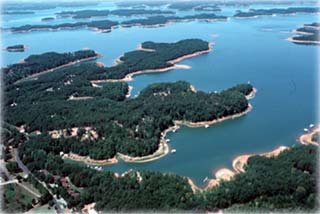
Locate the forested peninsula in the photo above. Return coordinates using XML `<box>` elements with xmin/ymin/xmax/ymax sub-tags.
<box><xmin>95</xmin><ymin>39</ymin><xmax>212</xmax><ymax>81</ymax></box>
<box><xmin>2</xmin><ymin>49</ymin><xmax>99</xmax><ymax>85</ymax></box>
<box><xmin>234</xmin><ymin>7</ymin><xmax>320</xmax><ymax>18</ymax></box>
<box><xmin>10</xmin><ymin>20</ymin><xmax>119</xmax><ymax>33</ymax></box>
<box><xmin>56</xmin><ymin>9</ymin><xmax>175</xmax><ymax>19</ymax></box>
<box><xmin>121</xmin><ymin>14</ymin><xmax>227</xmax><ymax>28</ymax></box>
<box><xmin>288</xmin><ymin>22</ymin><xmax>320</xmax><ymax>45</ymax></box>
<box><xmin>9</xmin><ymin>13</ymin><xmax>226</xmax><ymax>33</ymax></box>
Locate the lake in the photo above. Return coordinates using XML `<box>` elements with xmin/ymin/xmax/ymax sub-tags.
<box><xmin>2</xmin><ymin>2</ymin><xmax>318</xmax><ymax>186</ymax></box>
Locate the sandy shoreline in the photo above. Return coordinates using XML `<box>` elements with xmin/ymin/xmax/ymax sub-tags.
<box><xmin>63</xmin><ymin>87</ymin><xmax>256</xmax><ymax>167</ymax></box>
<box><xmin>14</xmin><ymin>54</ymin><xmax>101</xmax><ymax>85</ymax></box>
<box><xmin>126</xmin><ymin>86</ymin><xmax>133</xmax><ymax>98</ymax></box>
<box><xmin>299</xmin><ymin>125</ymin><xmax>319</xmax><ymax>145</ymax></box>
<box><xmin>187</xmin><ymin>145</ymin><xmax>289</xmax><ymax>192</ymax></box>
<box><xmin>63</xmin><ymin>152</ymin><xmax>118</xmax><ymax>165</ymax></box>
<box><xmin>286</xmin><ymin>37</ymin><xmax>320</xmax><ymax>45</ymax></box>
<box><xmin>90</xmin><ymin>43</ymin><xmax>212</xmax><ymax>83</ymax></box>
<box><xmin>174</xmin><ymin>104</ymin><xmax>252</xmax><ymax>128</ymax></box>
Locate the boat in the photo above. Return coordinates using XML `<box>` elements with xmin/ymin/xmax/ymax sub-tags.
<box><xmin>309</xmin><ymin>124</ymin><xmax>314</xmax><ymax>128</ymax></box>
<box><xmin>205</xmin><ymin>125</ymin><xmax>209</xmax><ymax>128</ymax></box>
<box><xmin>171</xmin><ymin>149</ymin><xmax>176</xmax><ymax>153</ymax></box>
<box><xmin>203</xmin><ymin>176</ymin><xmax>208</xmax><ymax>183</ymax></box>
<box><xmin>304</xmin><ymin>128</ymin><xmax>309</xmax><ymax>132</ymax></box>
<box><xmin>166</xmin><ymin>139</ymin><xmax>170</xmax><ymax>143</ymax></box>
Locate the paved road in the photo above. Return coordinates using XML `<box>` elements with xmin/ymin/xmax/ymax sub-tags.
<box><xmin>13</xmin><ymin>149</ymin><xmax>64</xmax><ymax>214</ymax></box>
<box><xmin>0</xmin><ymin>179</ymin><xmax>18</xmax><ymax>185</ymax></box>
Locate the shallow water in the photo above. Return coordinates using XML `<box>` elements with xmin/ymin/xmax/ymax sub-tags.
<box><xmin>2</xmin><ymin>2</ymin><xmax>319</xmax><ymax>186</ymax></box>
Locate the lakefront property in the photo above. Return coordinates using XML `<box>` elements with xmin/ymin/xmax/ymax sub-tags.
<box><xmin>1</xmin><ymin>0</ymin><xmax>319</xmax><ymax>213</ymax></box>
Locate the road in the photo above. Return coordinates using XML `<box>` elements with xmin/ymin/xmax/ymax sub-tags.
<box><xmin>13</xmin><ymin>149</ymin><xmax>64</xmax><ymax>214</ymax></box>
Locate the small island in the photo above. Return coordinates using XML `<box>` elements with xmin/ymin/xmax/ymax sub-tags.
<box><xmin>56</xmin><ymin>9</ymin><xmax>175</xmax><ymax>19</ymax></box>
<box><xmin>4</xmin><ymin>44</ymin><xmax>26</xmax><ymax>52</ymax></box>
<box><xmin>3</xmin><ymin>49</ymin><xmax>99</xmax><ymax>85</ymax></box>
<box><xmin>121</xmin><ymin>14</ymin><xmax>227</xmax><ymax>28</ymax></box>
<box><xmin>41</xmin><ymin>17</ymin><xmax>55</xmax><ymax>21</ymax></box>
<box><xmin>234</xmin><ymin>7</ymin><xmax>320</xmax><ymax>18</ymax></box>
<box><xmin>287</xmin><ymin>23</ymin><xmax>320</xmax><ymax>45</ymax></box>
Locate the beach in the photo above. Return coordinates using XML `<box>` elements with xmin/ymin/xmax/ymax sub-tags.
<box><xmin>63</xmin><ymin>153</ymin><xmax>118</xmax><ymax>165</ymax></box>
<box><xmin>299</xmin><ymin>125</ymin><xmax>319</xmax><ymax>145</ymax></box>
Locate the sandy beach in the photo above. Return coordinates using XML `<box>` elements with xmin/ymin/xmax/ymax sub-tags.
<box><xmin>299</xmin><ymin>125</ymin><xmax>319</xmax><ymax>145</ymax></box>
<box><xmin>137</xmin><ymin>44</ymin><xmax>155</xmax><ymax>52</ymax></box>
<box><xmin>187</xmin><ymin>145</ymin><xmax>289</xmax><ymax>193</ymax></box>
<box><xmin>63</xmin><ymin>153</ymin><xmax>118</xmax><ymax>165</ymax></box>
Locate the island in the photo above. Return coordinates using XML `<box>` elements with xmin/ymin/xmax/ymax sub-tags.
<box><xmin>2</xmin><ymin>11</ymin><xmax>35</xmax><ymax>15</ymax></box>
<box><xmin>56</xmin><ymin>9</ymin><xmax>175</xmax><ymax>19</ymax></box>
<box><xmin>287</xmin><ymin>23</ymin><xmax>320</xmax><ymax>45</ymax></box>
<box><xmin>234</xmin><ymin>7</ymin><xmax>320</xmax><ymax>18</ymax></box>
<box><xmin>2</xmin><ymin>49</ymin><xmax>99</xmax><ymax>85</ymax></box>
<box><xmin>4</xmin><ymin>44</ymin><xmax>27</xmax><ymax>52</ymax></box>
<box><xmin>92</xmin><ymin>39</ymin><xmax>212</xmax><ymax>81</ymax></box>
<box><xmin>121</xmin><ymin>14</ymin><xmax>227</xmax><ymax>28</ymax></box>
<box><xmin>168</xmin><ymin>2</ymin><xmax>221</xmax><ymax>12</ymax></box>
<box><xmin>10</xmin><ymin>20</ymin><xmax>119</xmax><ymax>33</ymax></box>
<box><xmin>41</xmin><ymin>17</ymin><xmax>55</xmax><ymax>21</ymax></box>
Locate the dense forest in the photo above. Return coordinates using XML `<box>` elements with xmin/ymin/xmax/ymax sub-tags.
<box><xmin>312</xmin><ymin>132</ymin><xmax>319</xmax><ymax>142</ymax></box>
<box><xmin>168</xmin><ymin>2</ymin><xmax>220</xmax><ymax>11</ymax></box>
<box><xmin>3</xmin><ymin>40</ymin><xmax>253</xmax><ymax>159</ymax></box>
<box><xmin>121</xmin><ymin>14</ymin><xmax>227</xmax><ymax>27</ymax></box>
<box><xmin>203</xmin><ymin>145</ymin><xmax>318</xmax><ymax>212</ymax></box>
<box><xmin>4</xmin><ymin>61</ymin><xmax>252</xmax><ymax>159</ymax></box>
<box><xmin>10</xmin><ymin>20</ymin><xmax>119</xmax><ymax>33</ymax></box>
<box><xmin>2</xmin><ymin>1</ymin><xmax>99</xmax><ymax>11</ymax></box>
<box><xmin>2</xmin><ymin>11</ymin><xmax>35</xmax><ymax>15</ymax></box>
<box><xmin>234</xmin><ymin>7</ymin><xmax>320</xmax><ymax>18</ymax></box>
<box><xmin>16</xmin><ymin>133</ymin><xmax>318</xmax><ymax>212</ymax></box>
<box><xmin>56</xmin><ymin>9</ymin><xmax>174</xmax><ymax>19</ymax></box>
<box><xmin>104</xmin><ymin>39</ymin><xmax>210</xmax><ymax>79</ymax></box>
<box><xmin>2</xmin><ymin>49</ymin><xmax>98</xmax><ymax>85</ymax></box>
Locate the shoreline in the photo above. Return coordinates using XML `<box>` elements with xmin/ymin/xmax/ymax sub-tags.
<box><xmin>126</xmin><ymin>86</ymin><xmax>133</xmax><ymax>98</ymax></box>
<box><xmin>63</xmin><ymin>152</ymin><xmax>118</xmax><ymax>165</ymax></box>
<box><xmin>91</xmin><ymin>43</ymin><xmax>212</xmax><ymax>83</ymax></box>
<box><xmin>174</xmin><ymin>103</ymin><xmax>252</xmax><ymax>128</ymax></box>
<box><xmin>286</xmin><ymin>37</ymin><xmax>320</xmax><ymax>45</ymax></box>
<box><xmin>188</xmin><ymin>145</ymin><xmax>289</xmax><ymax>192</ymax></box>
<box><xmin>299</xmin><ymin>125</ymin><xmax>319</xmax><ymax>145</ymax></box>
<box><xmin>64</xmin><ymin>88</ymin><xmax>256</xmax><ymax>166</ymax></box>
<box><xmin>14</xmin><ymin>54</ymin><xmax>101</xmax><ymax>85</ymax></box>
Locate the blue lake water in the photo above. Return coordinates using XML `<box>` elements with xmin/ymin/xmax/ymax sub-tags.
<box><xmin>2</xmin><ymin>2</ymin><xmax>319</xmax><ymax>186</ymax></box>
